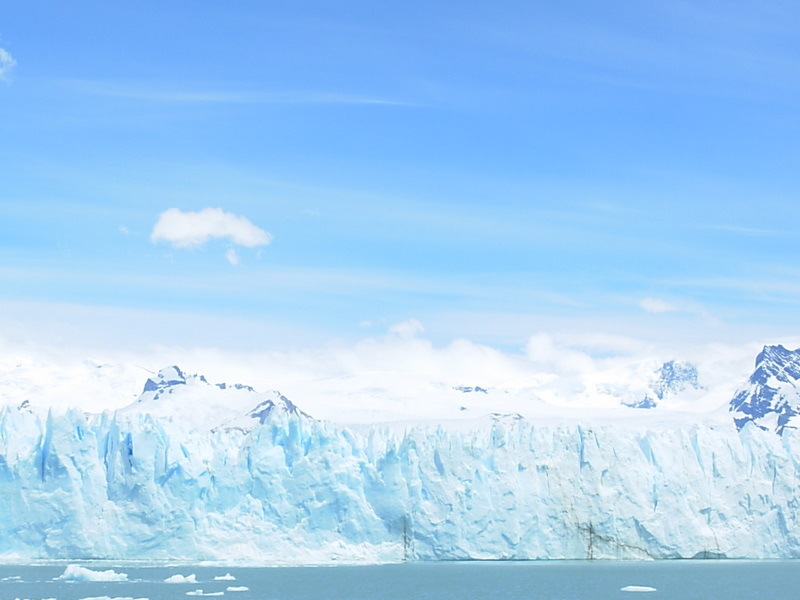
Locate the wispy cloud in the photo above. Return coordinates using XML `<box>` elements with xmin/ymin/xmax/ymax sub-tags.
<box><xmin>663</xmin><ymin>275</ymin><xmax>800</xmax><ymax>305</ymax></box>
<box><xmin>639</xmin><ymin>296</ymin><xmax>716</xmax><ymax>324</ymax></box>
<box><xmin>0</xmin><ymin>48</ymin><xmax>16</xmax><ymax>82</ymax></box>
<box><xmin>64</xmin><ymin>79</ymin><xmax>418</xmax><ymax>106</ymax></box>
<box><xmin>640</xmin><ymin>297</ymin><xmax>678</xmax><ymax>314</ymax></box>
<box><xmin>388</xmin><ymin>318</ymin><xmax>425</xmax><ymax>339</ymax></box>
<box><xmin>224</xmin><ymin>248</ymin><xmax>240</xmax><ymax>267</ymax></box>
<box><xmin>703</xmin><ymin>224</ymin><xmax>786</xmax><ymax>237</ymax></box>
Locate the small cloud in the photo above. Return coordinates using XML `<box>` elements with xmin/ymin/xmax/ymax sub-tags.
<box><xmin>359</xmin><ymin>320</ymin><xmax>373</xmax><ymax>329</ymax></box>
<box><xmin>640</xmin><ymin>297</ymin><xmax>678</xmax><ymax>314</ymax></box>
<box><xmin>0</xmin><ymin>48</ymin><xmax>16</xmax><ymax>81</ymax></box>
<box><xmin>639</xmin><ymin>296</ymin><xmax>718</xmax><ymax>325</ymax></box>
<box><xmin>525</xmin><ymin>332</ymin><xmax>595</xmax><ymax>376</ymax></box>
<box><xmin>119</xmin><ymin>225</ymin><xmax>130</xmax><ymax>235</ymax></box>
<box><xmin>151</xmin><ymin>207</ymin><xmax>272</xmax><ymax>249</ymax></box>
<box><xmin>225</xmin><ymin>248</ymin><xmax>240</xmax><ymax>266</ymax></box>
<box><xmin>388</xmin><ymin>318</ymin><xmax>425</xmax><ymax>339</ymax></box>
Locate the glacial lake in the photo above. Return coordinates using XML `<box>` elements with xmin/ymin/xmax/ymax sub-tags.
<box><xmin>1</xmin><ymin>560</ymin><xmax>797</xmax><ymax>600</ymax></box>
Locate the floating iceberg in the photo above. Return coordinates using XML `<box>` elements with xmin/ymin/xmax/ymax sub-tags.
<box><xmin>55</xmin><ymin>565</ymin><xmax>128</xmax><ymax>582</ymax></box>
<box><xmin>165</xmin><ymin>574</ymin><xmax>197</xmax><ymax>584</ymax></box>
<box><xmin>80</xmin><ymin>597</ymin><xmax>148</xmax><ymax>600</ymax></box>
<box><xmin>621</xmin><ymin>586</ymin><xmax>657</xmax><ymax>592</ymax></box>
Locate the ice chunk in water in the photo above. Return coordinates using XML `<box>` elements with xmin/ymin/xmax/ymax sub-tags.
<box><xmin>165</xmin><ymin>574</ymin><xmax>198</xmax><ymax>584</ymax></box>
<box><xmin>621</xmin><ymin>585</ymin><xmax>657</xmax><ymax>592</ymax></box>
<box><xmin>56</xmin><ymin>565</ymin><xmax>128</xmax><ymax>582</ymax></box>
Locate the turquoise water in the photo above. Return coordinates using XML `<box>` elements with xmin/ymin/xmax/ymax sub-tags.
<box><xmin>0</xmin><ymin>560</ymin><xmax>796</xmax><ymax>600</ymax></box>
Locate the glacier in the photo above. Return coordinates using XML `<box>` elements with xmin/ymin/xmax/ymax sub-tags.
<box><xmin>2</xmin><ymin>347</ymin><xmax>800</xmax><ymax>563</ymax></box>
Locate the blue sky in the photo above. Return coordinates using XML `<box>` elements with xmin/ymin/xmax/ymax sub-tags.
<box><xmin>1</xmin><ymin>1</ymin><xmax>800</xmax><ymax>353</ymax></box>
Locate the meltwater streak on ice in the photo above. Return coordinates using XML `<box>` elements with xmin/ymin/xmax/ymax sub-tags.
<box><xmin>2</xmin><ymin>346</ymin><xmax>800</xmax><ymax>563</ymax></box>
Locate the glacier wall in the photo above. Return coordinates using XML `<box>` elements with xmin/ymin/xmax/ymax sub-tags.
<box><xmin>2</xmin><ymin>406</ymin><xmax>800</xmax><ymax>562</ymax></box>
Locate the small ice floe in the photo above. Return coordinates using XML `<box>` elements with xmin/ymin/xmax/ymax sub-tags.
<box><xmin>226</xmin><ymin>587</ymin><xmax>249</xmax><ymax>592</ymax></box>
<box><xmin>165</xmin><ymin>574</ymin><xmax>198</xmax><ymax>584</ymax></box>
<box><xmin>621</xmin><ymin>585</ymin><xmax>657</xmax><ymax>592</ymax></box>
<box><xmin>214</xmin><ymin>574</ymin><xmax>236</xmax><ymax>581</ymax></box>
<box><xmin>55</xmin><ymin>565</ymin><xmax>128</xmax><ymax>582</ymax></box>
<box><xmin>79</xmin><ymin>596</ymin><xmax>148</xmax><ymax>600</ymax></box>
<box><xmin>186</xmin><ymin>590</ymin><xmax>225</xmax><ymax>597</ymax></box>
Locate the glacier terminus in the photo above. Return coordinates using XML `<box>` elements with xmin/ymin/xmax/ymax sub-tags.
<box><xmin>3</xmin><ymin>346</ymin><xmax>800</xmax><ymax>563</ymax></box>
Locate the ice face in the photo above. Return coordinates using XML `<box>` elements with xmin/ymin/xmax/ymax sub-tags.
<box><xmin>2</xmin><ymin>394</ymin><xmax>800</xmax><ymax>563</ymax></box>
<box><xmin>1</xmin><ymin>351</ymin><xmax>799</xmax><ymax>564</ymax></box>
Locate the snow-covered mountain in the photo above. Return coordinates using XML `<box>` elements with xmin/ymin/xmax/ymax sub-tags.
<box><xmin>730</xmin><ymin>344</ymin><xmax>800</xmax><ymax>435</ymax></box>
<box><xmin>1</xmin><ymin>346</ymin><xmax>800</xmax><ymax>563</ymax></box>
<box><xmin>621</xmin><ymin>360</ymin><xmax>703</xmax><ymax>409</ymax></box>
<box><xmin>123</xmin><ymin>365</ymin><xmax>304</xmax><ymax>432</ymax></box>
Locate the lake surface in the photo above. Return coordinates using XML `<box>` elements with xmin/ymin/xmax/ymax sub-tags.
<box><xmin>1</xmin><ymin>560</ymin><xmax>797</xmax><ymax>600</ymax></box>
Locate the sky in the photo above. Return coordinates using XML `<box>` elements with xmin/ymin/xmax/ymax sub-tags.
<box><xmin>2</xmin><ymin>1</ymin><xmax>800</xmax><ymax>364</ymax></box>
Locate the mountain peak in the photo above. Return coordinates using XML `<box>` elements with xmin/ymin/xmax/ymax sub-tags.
<box><xmin>622</xmin><ymin>360</ymin><xmax>702</xmax><ymax>410</ymax></box>
<box><xmin>653</xmin><ymin>360</ymin><xmax>701</xmax><ymax>400</ymax></box>
<box><xmin>139</xmin><ymin>366</ymin><xmax>191</xmax><ymax>402</ymax></box>
<box><xmin>750</xmin><ymin>345</ymin><xmax>800</xmax><ymax>386</ymax></box>
<box><xmin>731</xmin><ymin>345</ymin><xmax>800</xmax><ymax>434</ymax></box>
<box><xmin>127</xmin><ymin>366</ymin><xmax>308</xmax><ymax>431</ymax></box>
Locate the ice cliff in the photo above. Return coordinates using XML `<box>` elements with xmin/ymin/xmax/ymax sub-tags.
<box><xmin>0</xmin><ymin>356</ymin><xmax>800</xmax><ymax>563</ymax></box>
<box><xmin>2</xmin><ymin>356</ymin><xmax>800</xmax><ymax>563</ymax></box>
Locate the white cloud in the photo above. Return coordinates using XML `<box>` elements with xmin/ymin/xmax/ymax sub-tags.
<box><xmin>388</xmin><ymin>318</ymin><xmax>425</xmax><ymax>339</ymax></box>
<box><xmin>151</xmin><ymin>207</ymin><xmax>272</xmax><ymax>249</ymax></box>
<box><xmin>225</xmin><ymin>249</ymin><xmax>240</xmax><ymax>266</ymax></box>
<box><xmin>640</xmin><ymin>297</ymin><xmax>678</xmax><ymax>314</ymax></box>
<box><xmin>0</xmin><ymin>48</ymin><xmax>16</xmax><ymax>81</ymax></box>
<box><xmin>0</xmin><ymin>303</ymin><xmax>772</xmax><ymax>420</ymax></box>
<box><xmin>525</xmin><ymin>332</ymin><xmax>596</xmax><ymax>376</ymax></box>
<box><xmin>639</xmin><ymin>297</ymin><xmax>718</xmax><ymax>325</ymax></box>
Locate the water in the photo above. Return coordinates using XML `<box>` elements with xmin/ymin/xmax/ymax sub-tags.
<box><xmin>0</xmin><ymin>560</ymin><xmax>797</xmax><ymax>600</ymax></box>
